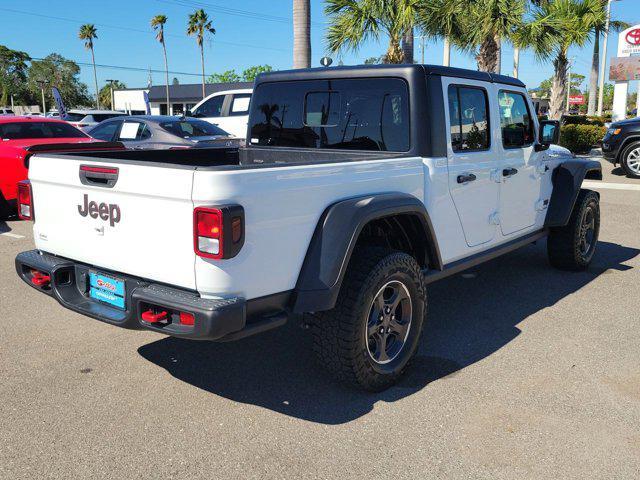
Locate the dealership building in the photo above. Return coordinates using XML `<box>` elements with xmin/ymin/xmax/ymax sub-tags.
<box><xmin>113</xmin><ymin>82</ymin><xmax>252</xmax><ymax>116</ymax></box>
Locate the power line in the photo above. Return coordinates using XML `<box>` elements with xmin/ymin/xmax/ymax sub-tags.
<box><xmin>30</xmin><ymin>57</ymin><xmax>206</xmax><ymax>77</ymax></box>
<box><xmin>156</xmin><ymin>0</ymin><xmax>325</xmax><ymax>27</ymax></box>
<box><xmin>0</xmin><ymin>7</ymin><xmax>288</xmax><ymax>53</ymax></box>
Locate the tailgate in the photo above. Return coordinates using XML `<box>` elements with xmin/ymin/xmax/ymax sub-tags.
<box><xmin>29</xmin><ymin>155</ymin><xmax>197</xmax><ymax>290</ymax></box>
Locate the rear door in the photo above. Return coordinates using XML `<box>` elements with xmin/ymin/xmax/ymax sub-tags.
<box><xmin>222</xmin><ymin>93</ymin><xmax>251</xmax><ymax>138</ymax></box>
<box><xmin>445</xmin><ymin>80</ymin><xmax>500</xmax><ymax>247</ymax></box>
<box><xmin>29</xmin><ymin>155</ymin><xmax>197</xmax><ymax>289</ymax></box>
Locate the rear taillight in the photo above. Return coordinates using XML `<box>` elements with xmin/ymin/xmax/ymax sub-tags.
<box><xmin>193</xmin><ymin>205</ymin><xmax>244</xmax><ymax>260</ymax></box>
<box><xmin>17</xmin><ymin>180</ymin><xmax>33</xmax><ymax>220</ymax></box>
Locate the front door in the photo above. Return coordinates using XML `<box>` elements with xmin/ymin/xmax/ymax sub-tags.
<box><xmin>446</xmin><ymin>82</ymin><xmax>500</xmax><ymax>247</ymax></box>
<box><xmin>496</xmin><ymin>89</ymin><xmax>544</xmax><ymax>235</ymax></box>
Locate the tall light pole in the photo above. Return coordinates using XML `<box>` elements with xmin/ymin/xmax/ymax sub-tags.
<box><xmin>566</xmin><ymin>59</ymin><xmax>574</xmax><ymax>112</ymax></box>
<box><xmin>36</xmin><ymin>79</ymin><xmax>49</xmax><ymax>115</ymax></box>
<box><xmin>597</xmin><ymin>0</ymin><xmax>614</xmax><ymax>117</ymax></box>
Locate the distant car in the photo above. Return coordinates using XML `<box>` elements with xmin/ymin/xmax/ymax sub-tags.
<box><xmin>187</xmin><ymin>88</ymin><xmax>252</xmax><ymax>138</ymax></box>
<box><xmin>45</xmin><ymin>111</ymin><xmax>60</xmax><ymax>118</ymax></box>
<box><xmin>0</xmin><ymin>108</ymin><xmax>15</xmax><ymax>116</ymax></box>
<box><xmin>0</xmin><ymin>116</ymin><xmax>119</xmax><ymax>219</ymax></box>
<box><xmin>602</xmin><ymin>116</ymin><xmax>640</xmax><ymax>178</ymax></box>
<box><xmin>22</xmin><ymin>112</ymin><xmax>43</xmax><ymax>117</ymax></box>
<box><xmin>64</xmin><ymin>109</ymin><xmax>127</xmax><ymax>131</ymax></box>
<box><xmin>86</xmin><ymin>115</ymin><xmax>240</xmax><ymax>150</ymax></box>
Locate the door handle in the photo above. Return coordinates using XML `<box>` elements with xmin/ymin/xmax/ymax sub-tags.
<box><xmin>502</xmin><ymin>167</ymin><xmax>518</xmax><ymax>177</ymax></box>
<box><xmin>457</xmin><ymin>173</ymin><xmax>477</xmax><ymax>184</ymax></box>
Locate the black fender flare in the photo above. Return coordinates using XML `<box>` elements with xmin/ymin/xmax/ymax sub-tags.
<box><xmin>545</xmin><ymin>159</ymin><xmax>602</xmax><ymax>228</ymax></box>
<box><xmin>292</xmin><ymin>193</ymin><xmax>442</xmax><ymax>314</ymax></box>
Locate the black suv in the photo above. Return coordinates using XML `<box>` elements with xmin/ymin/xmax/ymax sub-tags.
<box><xmin>602</xmin><ymin>117</ymin><xmax>640</xmax><ymax>178</ymax></box>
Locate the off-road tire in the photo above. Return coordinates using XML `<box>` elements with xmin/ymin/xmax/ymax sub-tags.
<box><xmin>547</xmin><ymin>189</ymin><xmax>600</xmax><ymax>271</ymax></box>
<box><xmin>620</xmin><ymin>141</ymin><xmax>640</xmax><ymax>179</ymax></box>
<box><xmin>310</xmin><ymin>247</ymin><xmax>426</xmax><ymax>391</ymax></box>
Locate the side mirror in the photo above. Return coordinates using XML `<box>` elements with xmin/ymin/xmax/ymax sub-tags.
<box><xmin>536</xmin><ymin>120</ymin><xmax>560</xmax><ymax>151</ymax></box>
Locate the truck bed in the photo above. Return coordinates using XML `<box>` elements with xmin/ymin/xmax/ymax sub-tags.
<box><xmin>61</xmin><ymin>146</ymin><xmax>404</xmax><ymax>169</ymax></box>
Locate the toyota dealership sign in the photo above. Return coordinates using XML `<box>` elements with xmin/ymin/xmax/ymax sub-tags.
<box><xmin>611</xmin><ymin>25</ymin><xmax>640</xmax><ymax>122</ymax></box>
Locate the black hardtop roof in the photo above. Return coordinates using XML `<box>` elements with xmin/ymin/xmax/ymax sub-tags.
<box><xmin>255</xmin><ymin>64</ymin><xmax>525</xmax><ymax>88</ymax></box>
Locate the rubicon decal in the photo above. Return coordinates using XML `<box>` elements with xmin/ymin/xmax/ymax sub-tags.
<box><xmin>78</xmin><ymin>194</ymin><xmax>121</xmax><ymax>226</ymax></box>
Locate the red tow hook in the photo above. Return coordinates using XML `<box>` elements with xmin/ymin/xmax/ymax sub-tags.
<box><xmin>141</xmin><ymin>310</ymin><xmax>168</xmax><ymax>323</ymax></box>
<box><xmin>31</xmin><ymin>271</ymin><xmax>51</xmax><ymax>287</ymax></box>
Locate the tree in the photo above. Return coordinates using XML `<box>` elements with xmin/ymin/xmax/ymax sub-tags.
<box><xmin>521</xmin><ymin>0</ymin><xmax>607</xmax><ymax>119</ymax></box>
<box><xmin>151</xmin><ymin>14</ymin><xmax>170</xmax><ymax>108</ymax></box>
<box><xmin>585</xmin><ymin>1</ymin><xmax>628</xmax><ymax>115</ymax></box>
<box><xmin>464</xmin><ymin>0</ymin><xmax>527</xmax><ymax>73</ymax></box>
<box><xmin>207</xmin><ymin>70</ymin><xmax>241</xmax><ymax>83</ymax></box>
<box><xmin>27</xmin><ymin>54</ymin><xmax>91</xmax><ymax>109</ymax></box>
<box><xmin>416</xmin><ymin>0</ymin><xmax>468</xmax><ymax>67</ymax></box>
<box><xmin>363</xmin><ymin>56</ymin><xmax>383</xmax><ymax>64</ymax></box>
<box><xmin>78</xmin><ymin>24</ymin><xmax>100</xmax><ymax>108</ymax></box>
<box><xmin>187</xmin><ymin>9</ymin><xmax>216</xmax><ymax>99</ymax></box>
<box><xmin>326</xmin><ymin>0</ymin><xmax>420</xmax><ymax>64</ymax></box>
<box><xmin>172</xmin><ymin>77</ymin><xmax>180</xmax><ymax>85</ymax></box>
<box><xmin>99</xmin><ymin>80</ymin><xmax>125</xmax><ymax>110</ymax></box>
<box><xmin>242</xmin><ymin>64</ymin><xmax>272</xmax><ymax>82</ymax></box>
<box><xmin>0</xmin><ymin>45</ymin><xmax>32</xmax><ymax>105</ymax></box>
<box><xmin>293</xmin><ymin>0</ymin><xmax>311</xmax><ymax>68</ymax></box>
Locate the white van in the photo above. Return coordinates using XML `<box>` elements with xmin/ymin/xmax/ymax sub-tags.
<box><xmin>188</xmin><ymin>88</ymin><xmax>252</xmax><ymax>139</ymax></box>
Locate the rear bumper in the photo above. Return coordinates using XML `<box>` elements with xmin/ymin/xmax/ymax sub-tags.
<box><xmin>15</xmin><ymin>250</ymin><xmax>247</xmax><ymax>340</ymax></box>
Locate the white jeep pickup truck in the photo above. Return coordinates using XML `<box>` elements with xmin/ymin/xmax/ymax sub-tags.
<box><xmin>15</xmin><ymin>65</ymin><xmax>602</xmax><ymax>391</ymax></box>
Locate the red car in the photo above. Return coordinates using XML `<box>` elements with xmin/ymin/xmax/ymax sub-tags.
<box><xmin>0</xmin><ymin>117</ymin><xmax>120</xmax><ymax>219</ymax></box>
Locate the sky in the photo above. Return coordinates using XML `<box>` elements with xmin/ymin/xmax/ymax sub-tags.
<box><xmin>0</xmin><ymin>0</ymin><xmax>638</xmax><ymax>95</ymax></box>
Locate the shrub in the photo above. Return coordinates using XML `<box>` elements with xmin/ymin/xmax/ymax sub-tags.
<box><xmin>537</xmin><ymin>114</ymin><xmax>549</xmax><ymax>122</ymax></box>
<box><xmin>586</xmin><ymin>115</ymin><xmax>606</xmax><ymax>126</ymax></box>
<box><xmin>559</xmin><ymin>124</ymin><xmax>607</xmax><ymax>154</ymax></box>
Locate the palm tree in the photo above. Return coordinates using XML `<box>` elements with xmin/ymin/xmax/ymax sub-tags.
<box><xmin>78</xmin><ymin>24</ymin><xmax>100</xmax><ymax>108</ymax></box>
<box><xmin>151</xmin><ymin>14</ymin><xmax>170</xmax><ymax>110</ymax></box>
<box><xmin>416</xmin><ymin>0</ymin><xmax>468</xmax><ymax>67</ymax></box>
<box><xmin>187</xmin><ymin>9</ymin><xmax>216</xmax><ymax>99</ymax></box>
<box><xmin>293</xmin><ymin>0</ymin><xmax>311</xmax><ymax>68</ymax></box>
<box><xmin>326</xmin><ymin>0</ymin><xmax>419</xmax><ymax>64</ymax></box>
<box><xmin>522</xmin><ymin>0</ymin><xmax>606</xmax><ymax>119</ymax></box>
<box><xmin>586</xmin><ymin>1</ymin><xmax>627</xmax><ymax>116</ymax></box>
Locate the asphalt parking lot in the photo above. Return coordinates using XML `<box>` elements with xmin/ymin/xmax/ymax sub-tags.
<box><xmin>1</xmin><ymin>159</ymin><xmax>639</xmax><ymax>479</ymax></box>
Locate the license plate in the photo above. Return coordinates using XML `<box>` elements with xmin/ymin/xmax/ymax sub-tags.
<box><xmin>89</xmin><ymin>271</ymin><xmax>126</xmax><ymax>310</ymax></box>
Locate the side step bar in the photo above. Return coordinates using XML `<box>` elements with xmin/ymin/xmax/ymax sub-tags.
<box><xmin>424</xmin><ymin>229</ymin><xmax>548</xmax><ymax>284</ymax></box>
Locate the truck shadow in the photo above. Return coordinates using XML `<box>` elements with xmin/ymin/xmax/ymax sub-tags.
<box><xmin>138</xmin><ymin>240</ymin><xmax>639</xmax><ymax>425</ymax></box>
<box><xmin>0</xmin><ymin>221</ymin><xmax>12</xmax><ymax>234</ymax></box>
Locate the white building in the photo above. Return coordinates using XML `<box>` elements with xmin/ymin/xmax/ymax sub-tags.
<box><xmin>112</xmin><ymin>82</ymin><xmax>252</xmax><ymax>116</ymax></box>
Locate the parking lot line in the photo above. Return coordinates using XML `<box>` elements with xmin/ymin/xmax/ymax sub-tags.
<box><xmin>583</xmin><ymin>181</ymin><xmax>640</xmax><ymax>191</ymax></box>
<box><xmin>0</xmin><ymin>232</ymin><xmax>25</xmax><ymax>239</ymax></box>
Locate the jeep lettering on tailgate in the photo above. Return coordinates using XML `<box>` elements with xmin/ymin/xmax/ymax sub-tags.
<box><xmin>78</xmin><ymin>194</ymin><xmax>121</xmax><ymax>226</ymax></box>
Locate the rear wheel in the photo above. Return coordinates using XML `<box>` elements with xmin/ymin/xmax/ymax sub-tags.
<box><xmin>547</xmin><ymin>189</ymin><xmax>600</xmax><ymax>271</ymax></box>
<box><xmin>310</xmin><ymin>248</ymin><xmax>426</xmax><ymax>391</ymax></box>
<box><xmin>620</xmin><ymin>141</ymin><xmax>640</xmax><ymax>179</ymax></box>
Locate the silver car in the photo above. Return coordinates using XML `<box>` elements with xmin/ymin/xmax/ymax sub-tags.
<box><xmin>86</xmin><ymin>115</ymin><xmax>240</xmax><ymax>149</ymax></box>
<box><xmin>65</xmin><ymin>109</ymin><xmax>128</xmax><ymax>130</ymax></box>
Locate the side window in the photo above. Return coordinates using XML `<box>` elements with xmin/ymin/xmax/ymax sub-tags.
<box><xmin>89</xmin><ymin>121</ymin><xmax>120</xmax><ymax>141</ymax></box>
<box><xmin>229</xmin><ymin>94</ymin><xmax>251</xmax><ymax>116</ymax></box>
<box><xmin>498</xmin><ymin>90</ymin><xmax>534</xmax><ymax>148</ymax></box>
<box><xmin>118</xmin><ymin>121</ymin><xmax>149</xmax><ymax>141</ymax></box>
<box><xmin>195</xmin><ymin>95</ymin><xmax>224</xmax><ymax>118</ymax></box>
<box><xmin>448</xmin><ymin>85</ymin><xmax>490</xmax><ymax>152</ymax></box>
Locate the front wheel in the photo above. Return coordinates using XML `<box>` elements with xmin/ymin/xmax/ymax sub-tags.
<box><xmin>547</xmin><ymin>189</ymin><xmax>600</xmax><ymax>271</ymax></box>
<box><xmin>620</xmin><ymin>141</ymin><xmax>640</xmax><ymax>179</ymax></box>
<box><xmin>310</xmin><ymin>248</ymin><xmax>426</xmax><ymax>391</ymax></box>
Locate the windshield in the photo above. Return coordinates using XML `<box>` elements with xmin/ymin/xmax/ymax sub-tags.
<box><xmin>0</xmin><ymin>121</ymin><xmax>88</xmax><ymax>140</ymax></box>
<box><xmin>160</xmin><ymin>119</ymin><xmax>230</xmax><ymax>138</ymax></box>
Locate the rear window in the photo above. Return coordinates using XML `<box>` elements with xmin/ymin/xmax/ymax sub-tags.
<box><xmin>0</xmin><ymin>121</ymin><xmax>87</xmax><ymax>140</ymax></box>
<box><xmin>65</xmin><ymin>113</ymin><xmax>86</xmax><ymax>122</ymax></box>
<box><xmin>160</xmin><ymin>119</ymin><xmax>229</xmax><ymax>138</ymax></box>
<box><xmin>248</xmin><ymin>78</ymin><xmax>410</xmax><ymax>151</ymax></box>
<box><xmin>92</xmin><ymin>113</ymin><xmax>125</xmax><ymax>122</ymax></box>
